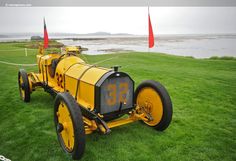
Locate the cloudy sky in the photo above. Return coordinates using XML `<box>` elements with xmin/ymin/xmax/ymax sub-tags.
<box><xmin>0</xmin><ymin>7</ymin><xmax>236</xmax><ymax>35</ymax></box>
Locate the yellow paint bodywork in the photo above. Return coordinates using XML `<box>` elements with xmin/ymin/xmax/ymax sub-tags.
<box><xmin>36</xmin><ymin>53</ymin><xmax>110</xmax><ymax>110</ymax></box>
<box><xmin>30</xmin><ymin>49</ymin><xmax>150</xmax><ymax>135</ymax></box>
<box><xmin>66</xmin><ymin>46</ymin><xmax>80</xmax><ymax>52</ymax></box>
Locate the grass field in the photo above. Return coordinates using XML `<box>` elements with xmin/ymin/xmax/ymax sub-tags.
<box><xmin>0</xmin><ymin>42</ymin><xmax>235</xmax><ymax>161</ymax></box>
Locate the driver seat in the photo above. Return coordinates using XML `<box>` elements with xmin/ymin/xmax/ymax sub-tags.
<box><xmin>51</xmin><ymin>58</ymin><xmax>59</xmax><ymax>77</ymax></box>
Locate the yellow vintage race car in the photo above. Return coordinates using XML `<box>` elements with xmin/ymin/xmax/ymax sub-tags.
<box><xmin>18</xmin><ymin>46</ymin><xmax>173</xmax><ymax>160</ymax></box>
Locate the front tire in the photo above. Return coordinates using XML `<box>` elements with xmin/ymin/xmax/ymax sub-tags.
<box><xmin>54</xmin><ymin>92</ymin><xmax>85</xmax><ymax>160</ymax></box>
<box><xmin>134</xmin><ymin>80</ymin><xmax>173</xmax><ymax>131</ymax></box>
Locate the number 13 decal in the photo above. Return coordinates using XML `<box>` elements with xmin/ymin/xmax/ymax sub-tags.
<box><xmin>106</xmin><ymin>82</ymin><xmax>128</xmax><ymax>106</ymax></box>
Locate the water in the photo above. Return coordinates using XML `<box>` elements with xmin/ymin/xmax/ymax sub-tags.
<box><xmin>1</xmin><ymin>34</ymin><xmax>236</xmax><ymax>58</ymax></box>
<box><xmin>57</xmin><ymin>35</ymin><xmax>236</xmax><ymax>58</ymax></box>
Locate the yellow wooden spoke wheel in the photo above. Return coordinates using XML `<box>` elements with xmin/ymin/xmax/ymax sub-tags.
<box><xmin>54</xmin><ymin>92</ymin><xmax>85</xmax><ymax>160</ymax></box>
<box><xmin>18</xmin><ymin>69</ymin><xmax>30</xmax><ymax>102</ymax></box>
<box><xmin>134</xmin><ymin>80</ymin><xmax>172</xmax><ymax>131</ymax></box>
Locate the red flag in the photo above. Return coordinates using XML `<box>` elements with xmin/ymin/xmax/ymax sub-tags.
<box><xmin>148</xmin><ymin>8</ymin><xmax>154</xmax><ymax>48</ymax></box>
<box><xmin>44</xmin><ymin>18</ymin><xmax>49</xmax><ymax>49</ymax></box>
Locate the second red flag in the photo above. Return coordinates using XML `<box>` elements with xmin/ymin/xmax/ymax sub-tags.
<box><xmin>44</xmin><ymin>18</ymin><xmax>49</xmax><ymax>49</ymax></box>
<box><xmin>148</xmin><ymin>10</ymin><xmax>154</xmax><ymax>48</ymax></box>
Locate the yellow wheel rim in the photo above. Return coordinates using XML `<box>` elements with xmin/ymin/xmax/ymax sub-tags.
<box><xmin>57</xmin><ymin>102</ymin><xmax>75</xmax><ymax>152</ymax></box>
<box><xmin>136</xmin><ymin>87</ymin><xmax>163</xmax><ymax>126</ymax></box>
<box><xmin>19</xmin><ymin>76</ymin><xmax>25</xmax><ymax>99</ymax></box>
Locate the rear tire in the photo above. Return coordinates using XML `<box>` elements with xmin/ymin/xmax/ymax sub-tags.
<box><xmin>54</xmin><ymin>92</ymin><xmax>85</xmax><ymax>160</ymax></box>
<box><xmin>18</xmin><ymin>69</ymin><xmax>30</xmax><ymax>102</ymax></box>
<box><xmin>134</xmin><ymin>80</ymin><xmax>172</xmax><ymax>131</ymax></box>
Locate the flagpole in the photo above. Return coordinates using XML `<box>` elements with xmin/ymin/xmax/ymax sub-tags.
<box><xmin>148</xmin><ymin>6</ymin><xmax>149</xmax><ymax>53</ymax></box>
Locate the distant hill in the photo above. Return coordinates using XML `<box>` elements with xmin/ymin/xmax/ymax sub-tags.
<box><xmin>86</xmin><ymin>32</ymin><xmax>132</xmax><ymax>36</ymax></box>
<box><xmin>0</xmin><ymin>32</ymin><xmax>133</xmax><ymax>38</ymax></box>
<box><xmin>86</xmin><ymin>32</ymin><xmax>111</xmax><ymax>35</ymax></box>
<box><xmin>0</xmin><ymin>35</ymin><xmax>9</xmax><ymax>38</ymax></box>
<box><xmin>113</xmin><ymin>33</ymin><xmax>133</xmax><ymax>35</ymax></box>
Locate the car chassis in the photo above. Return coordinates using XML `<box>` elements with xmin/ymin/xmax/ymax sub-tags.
<box><xmin>18</xmin><ymin>46</ymin><xmax>173</xmax><ymax>160</ymax></box>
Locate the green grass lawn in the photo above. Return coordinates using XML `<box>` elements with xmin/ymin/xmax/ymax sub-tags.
<box><xmin>0</xmin><ymin>42</ymin><xmax>235</xmax><ymax>161</ymax></box>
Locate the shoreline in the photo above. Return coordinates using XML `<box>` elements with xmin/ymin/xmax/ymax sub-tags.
<box><xmin>0</xmin><ymin>36</ymin><xmax>235</xmax><ymax>59</ymax></box>
<box><xmin>1</xmin><ymin>33</ymin><xmax>236</xmax><ymax>41</ymax></box>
